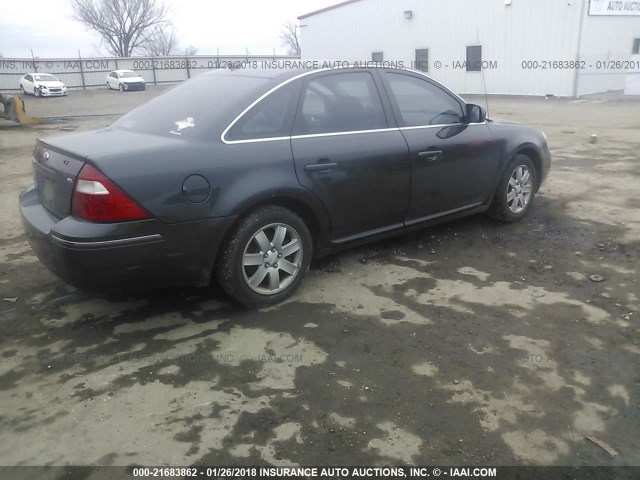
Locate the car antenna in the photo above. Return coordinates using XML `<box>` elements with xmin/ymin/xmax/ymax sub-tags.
<box><xmin>477</xmin><ymin>29</ymin><xmax>490</xmax><ymax>118</ymax></box>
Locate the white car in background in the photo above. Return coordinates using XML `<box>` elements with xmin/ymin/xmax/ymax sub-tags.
<box><xmin>20</xmin><ymin>73</ymin><xmax>67</xmax><ymax>97</ymax></box>
<box><xmin>106</xmin><ymin>70</ymin><xmax>146</xmax><ymax>92</ymax></box>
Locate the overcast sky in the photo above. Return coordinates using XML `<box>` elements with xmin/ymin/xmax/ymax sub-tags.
<box><xmin>0</xmin><ymin>0</ymin><xmax>337</xmax><ymax>58</ymax></box>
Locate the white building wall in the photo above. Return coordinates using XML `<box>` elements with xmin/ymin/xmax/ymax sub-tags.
<box><xmin>300</xmin><ymin>0</ymin><xmax>638</xmax><ymax>97</ymax></box>
<box><xmin>577</xmin><ymin>9</ymin><xmax>640</xmax><ymax>96</ymax></box>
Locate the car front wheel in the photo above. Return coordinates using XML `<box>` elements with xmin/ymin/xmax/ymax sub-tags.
<box><xmin>488</xmin><ymin>154</ymin><xmax>537</xmax><ymax>222</ymax></box>
<box><xmin>216</xmin><ymin>205</ymin><xmax>312</xmax><ymax>308</ymax></box>
<box><xmin>34</xmin><ymin>87</ymin><xmax>41</xmax><ymax>97</ymax></box>
<box><xmin>119</xmin><ymin>83</ymin><xmax>125</xmax><ymax>92</ymax></box>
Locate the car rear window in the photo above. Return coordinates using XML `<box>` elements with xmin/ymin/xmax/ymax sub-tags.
<box><xmin>112</xmin><ymin>73</ymin><xmax>270</xmax><ymax>140</ymax></box>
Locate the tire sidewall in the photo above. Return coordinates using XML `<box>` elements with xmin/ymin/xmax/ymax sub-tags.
<box><xmin>492</xmin><ymin>154</ymin><xmax>537</xmax><ymax>221</ymax></box>
<box><xmin>217</xmin><ymin>206</ymin><xmax>312</xmax><ymax>308</ymax></box>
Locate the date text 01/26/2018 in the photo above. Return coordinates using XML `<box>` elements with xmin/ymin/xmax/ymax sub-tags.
<box><xmin>521</xmin><ymin>60</ymin><xmax>640</xmax><ymax>70</ymax></box>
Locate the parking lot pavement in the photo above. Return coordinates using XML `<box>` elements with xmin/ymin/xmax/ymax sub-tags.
<box><xmin>0</xmin><ymin>90</ymin><xmax>638</xmax><ymax>466</ymax></box>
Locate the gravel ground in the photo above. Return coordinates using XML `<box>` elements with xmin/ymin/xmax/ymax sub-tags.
<box><xmin>0</xmin><ymin>88</ymin><xmax>638</xmax><ymax>467</ymax></box>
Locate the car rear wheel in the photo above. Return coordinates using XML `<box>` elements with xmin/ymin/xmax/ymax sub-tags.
<box><xmin>20</xmin><ymin>85</ymin><xmax>25</xmax><ymax>95</ymax></box>
<box><xmin>215</xmin><ymin>205</ymin><xmax>312</xmax><ymax>308</ymax></box>
<box><xmin>488</xmin><ymin>154</ymin><xmax>537</xmax><ymax>222</ymax></box>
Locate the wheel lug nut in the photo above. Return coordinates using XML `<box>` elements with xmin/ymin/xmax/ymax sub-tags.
<box><xmin>274</xmin><ymin>264</ymin><xmax>278</xmax><ymax>269</ymax></box>
<box><xmin>278</xmin><ymin>254</ymin><xmax>282</xmax><ymax>258</ymax></box>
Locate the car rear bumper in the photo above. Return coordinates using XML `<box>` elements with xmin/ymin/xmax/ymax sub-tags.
<box><xmin>19</xmin><ymin>185</ymin><xmax>236</xmax><ymax>290</ymax></box>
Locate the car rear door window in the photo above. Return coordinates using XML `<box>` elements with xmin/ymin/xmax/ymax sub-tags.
<box><xmin>385</xmin><ymin>73</ymin><xmax>464</xmax><ymax>127</ymax></box>
<box><xmin>226</xmin><ymin>81</ymin><xmax>301</xmax><ymax>141</ymax></box>
<box><xmin>293</xmin><ymin>72</ymin><xmax>387</xmax><ymax>135</ymax></box>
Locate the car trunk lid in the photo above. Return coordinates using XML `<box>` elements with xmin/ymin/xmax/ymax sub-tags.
<box><xmin>32</xmin><ymin>140</ymin><xmax>85</xmax><ymax>219</ymax></box>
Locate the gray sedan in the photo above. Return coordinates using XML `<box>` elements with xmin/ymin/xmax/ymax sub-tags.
<box><xmin>20</xmin><ymin>66</ymin><xmax>551</xmax><ymax>307</ymax></box>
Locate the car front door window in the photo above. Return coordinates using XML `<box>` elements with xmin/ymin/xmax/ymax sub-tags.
<box><xmin>385</xmin><ymin>73</ymin><xmax>464</xmax><ymax>126</ymax></box>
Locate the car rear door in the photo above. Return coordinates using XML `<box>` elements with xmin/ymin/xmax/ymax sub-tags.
<box><xmin>380</xmin><ymin>70</ymin><xmax>497</xmax><ymax>224</ymax></box>
<box><xmin>290</xmin><ymin>70</ymin><xmax>410</xmax><ymax>242</ymax></box>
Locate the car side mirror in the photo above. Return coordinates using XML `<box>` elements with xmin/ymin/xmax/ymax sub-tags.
<box><xmin>466</xmin><ymin>104</ymin><xmax>486</xmax><ymax>123</ymax></box>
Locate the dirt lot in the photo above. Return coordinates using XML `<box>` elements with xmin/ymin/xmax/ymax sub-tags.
<box><xmin>0</xmin><ymin>87</ymin><xmax>638</xmax><ymax>467</ymax></box>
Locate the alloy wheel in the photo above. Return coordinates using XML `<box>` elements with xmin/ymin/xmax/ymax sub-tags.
<box><xmin>241</xmin><ymin>223</ymin><xmax>303</xmax><ymax>295</ymax></box>
<box><xmin>507</xmin><ymin>165</ymin><xmax>533</xmax><ymax>214</ymax></box>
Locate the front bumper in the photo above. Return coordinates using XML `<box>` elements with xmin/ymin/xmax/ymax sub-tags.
<box><xmin>19</xmin><ymin>185</ymin><xmax>236</xmax><ymax>290</ymax></box>
<box><xmin>40</xmin><ymin>89</ymin><xmax>67</xmax><ymax>97</ymax></box>
<box><xmin>123</xmin><ymin>82</ymin><xmax>145</xmax><ymax>91</ymax></box>
<box><xmin>539</xmin><ymin>142</ymin><xmax>552</xmax><ymax>187</ymax></box>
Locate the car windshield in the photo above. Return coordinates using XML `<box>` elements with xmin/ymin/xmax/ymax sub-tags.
<box><xmin>119</xmin><ymin>71</ymin><xmax>138</xmax><ymax>78</ymax></box>
<box><xmin>111</xmin><ymin>73</ymin><xmax>270</xmax><ymax>140</ymax></box>
<box><xmin>33</xmin><ymin>74</ymin><xmax>57</xmax><ymax>81</ymax></box>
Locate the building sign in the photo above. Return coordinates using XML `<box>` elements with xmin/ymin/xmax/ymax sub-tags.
<box><xmin>589</xmin><ymin>0</ymin><xmax>640</xmax><ymax>15</ymax></box>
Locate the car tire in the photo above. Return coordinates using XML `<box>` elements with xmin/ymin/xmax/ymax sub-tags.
<box><xmin>106</xmin><ymin>82</ymin><xmax>110</xmax><ymax>90</ymax></box>
<box><xmin>488</xmin><ymin>154</ymin><xmax>537</xmax><ymax>222</ymax></box>
<box><xmin>215</xmin><ymin>205</ymin><xmax>312</xmax><ymax>308</ymax></box>
<box><xmin>20</xmin><ymin>85</ymin><xmax>25</xmax><ymax>95</ymax></box>
<box><xmin>119</xmin><ymin>83</ymin><xmax>125</xmax><ymax>92</ymax></box>
<box><xmin>34</xmin><ymin>87</ymin><xmax>40</xmax><ymax>97</ymax></box>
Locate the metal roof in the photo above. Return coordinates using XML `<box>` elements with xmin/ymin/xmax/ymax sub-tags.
<box><xmin>298</xmin><ymin>0</ymin><xmax>362</xmax><ymax>20</ymax></box>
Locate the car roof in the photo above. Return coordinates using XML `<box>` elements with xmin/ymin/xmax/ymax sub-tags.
<box><xmin>113</xmin><ymin>69</ymin><xmax>136</xmax><ymax>73</ymax></box>
<box><xmin>200</xmin><ymin>67</ymin><xmax>306</xmax><ymax>81</ymax></box>
<box><xmin>198</xmin><ymin>65</ymin><xmax>455</xmax><ymax>92</ymax></box>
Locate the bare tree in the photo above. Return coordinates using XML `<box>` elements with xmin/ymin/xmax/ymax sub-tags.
<box><xmin>142</xmin><ymin>25</ymin><xmax>177</xmax><ymax>56</ymax></box>
<box><xmin>184</xmin><ymin>45</ymin><xmax>199</xmax><ymax>56</ymax></box>
<box><xmin>72</xmin><ymin>0</ymin><xmax>170</xmax><ymax>57</ymax></box>
<box><xmin>280</xmin><ymin>21</ymin><xmax>301</xmax><ymax>56</ymax></box>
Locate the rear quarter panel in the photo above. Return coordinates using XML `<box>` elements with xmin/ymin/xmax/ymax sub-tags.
<box><xmin>91</xmin><ymin>138</ymin><xmax>330</xmax><ymax>242</ymax></box>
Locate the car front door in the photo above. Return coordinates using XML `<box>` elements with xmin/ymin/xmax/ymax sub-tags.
<box><xmin>23</xmin><ymin>75</ymin><xmax>33</xmax><ymax>91</ymax></box>
<box><xmin>290</xmin><ymin>70</ymin><xmax>410</xmax><ymax>242</ymax></box>
<box><xmin>381</xmin><ymin>71</ymin><xmax>497</xmax><ymax>224</ymax></box>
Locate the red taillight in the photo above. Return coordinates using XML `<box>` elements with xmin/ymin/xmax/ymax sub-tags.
<box><xmin>71</xmin><ymin>164</ymin><xmax>149</xmax><ymax>222</ymax></box>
